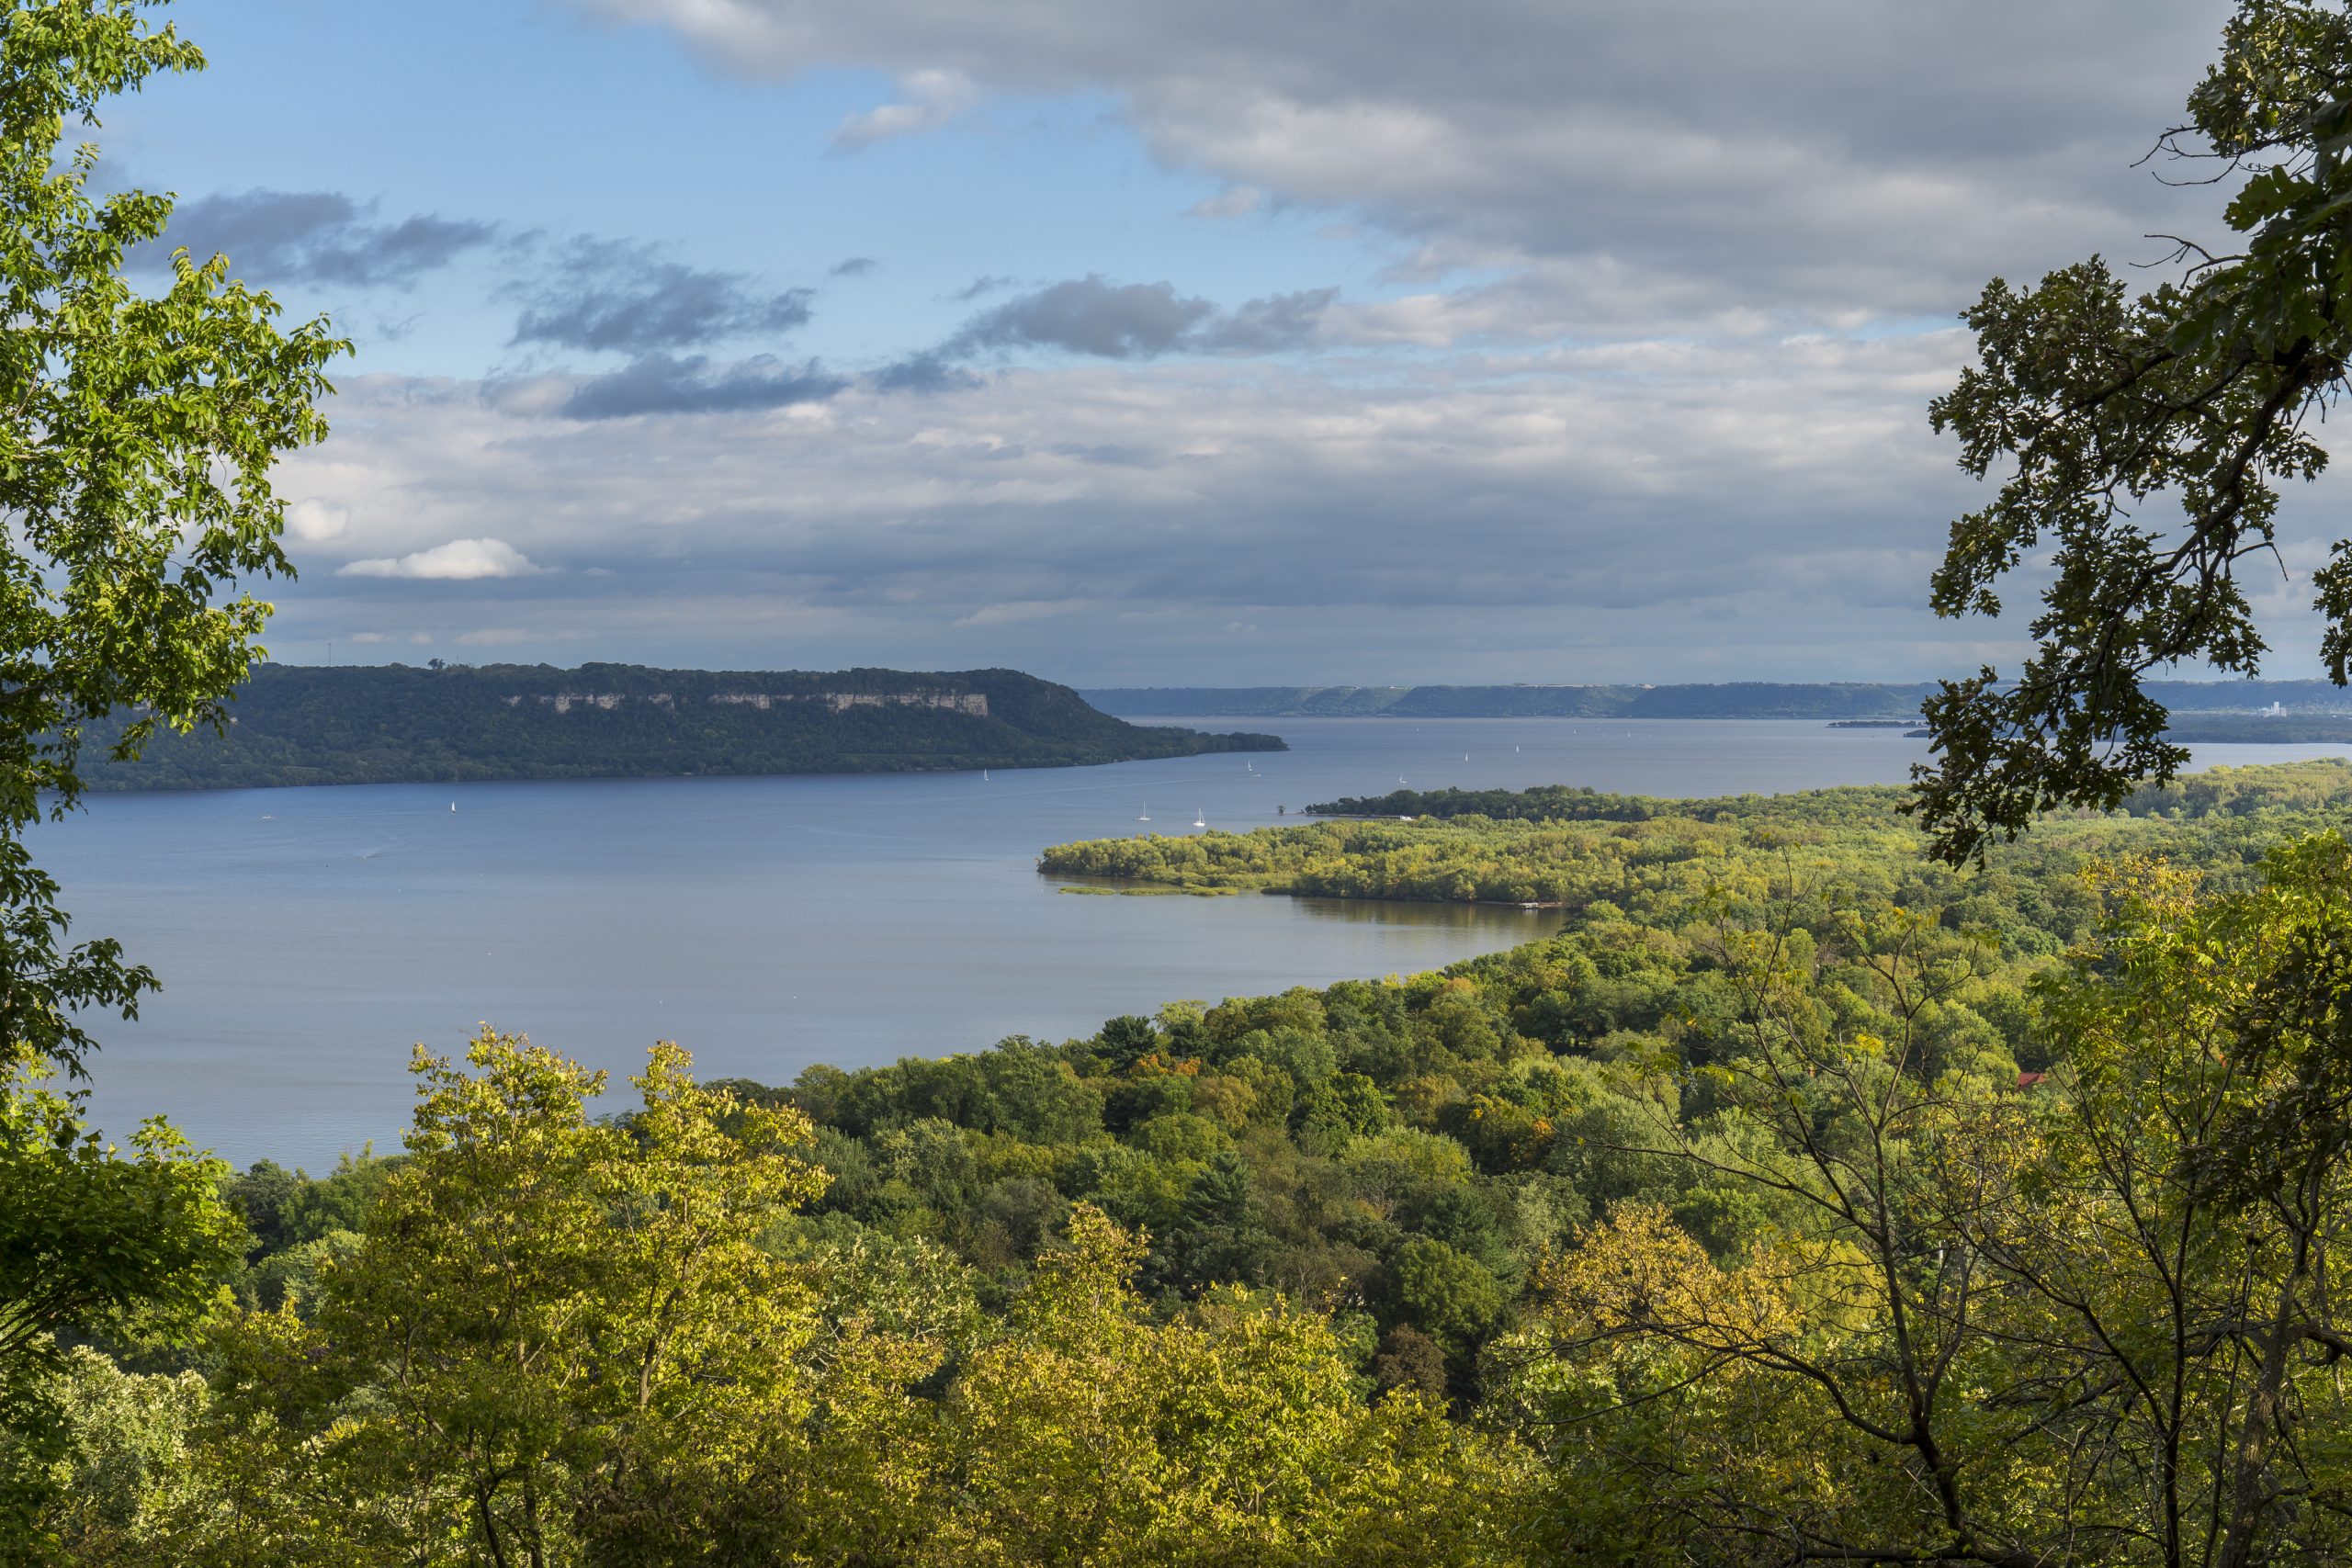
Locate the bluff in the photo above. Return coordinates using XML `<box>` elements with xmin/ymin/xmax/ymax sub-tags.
<box><xmin>77</xmin><ymin>663</ymin><xmax>1284</xmax><ymax>790</ymax></box>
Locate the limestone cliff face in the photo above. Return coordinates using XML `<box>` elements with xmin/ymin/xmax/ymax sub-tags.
<box><xmin>512</xmin><ymin>689</ymin><xmax>989</xmax><ymax>718</ymax></box>
<box><xmin>541</xmin><ymin>693</ymin><xmax>625</xmax><ymax>714</ymax></box>
<box><xmin>808</xmin><ymin>691</ymin><xmax>989</xmax><ymax>716</ymax></box>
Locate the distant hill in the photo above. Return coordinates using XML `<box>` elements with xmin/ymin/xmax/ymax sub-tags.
<box><xmin>77</xmin><ymin>664</ymin><xmax>1284</xmax><ymax>791</ymax></box>
<box><xmin>1086</xmin><ymin>680</ymin><xmax>2352</xmax><ymax>720</ymax></box>
<box><xmin>1086</xmin><ymin>682</ymin><xmax>1942</xmax><ymax>719</ymax></box>
<box><xmin>2151</xmin><ymin>715</ymin><xmax>2352</xmax><ymax>743</ymax></box>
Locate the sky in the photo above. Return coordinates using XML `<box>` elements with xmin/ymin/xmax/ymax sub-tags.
<box><xmin>93</xmin><ymin>0</ymin><xmax>2337</xmax><ymax>685</ymax></box>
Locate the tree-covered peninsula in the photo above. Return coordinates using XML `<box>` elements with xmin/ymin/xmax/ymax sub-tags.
<box><xmin>73</xmin><ymin>663</ymin><xmax>1283</xmax><ymax>790</ymax></box>
<box><xmin>1300</xmin><ymin>760</ymin><xmax>2352</xmax><ymax>827</ymax></box>
<box><xmin>1040</xmin><ymin>761</ymin><xmax>2352</xmax><ymax>906</ymax></box>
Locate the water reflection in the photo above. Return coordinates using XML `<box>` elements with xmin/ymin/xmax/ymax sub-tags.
<box><xmin>1042</xmin><ymin>873</ymin><xmax>1563</xmax><ymax>934</ymax></box>
<box><xmin>1289</xmin><ymin>896</ymin><xmax>1564</xmax><ymax>935</ymax></box>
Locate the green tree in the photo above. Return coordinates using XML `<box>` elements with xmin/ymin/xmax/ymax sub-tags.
<box><xmin>1384</xmin><ymin>1237</ymin><xmax>1501</xmax><ymax>1355</ymax></box>
<box><xmin>931</xmin><ymin>1206</ymin><xmax>1521</xmax><ymax>1566</ymax></box>
<box><xmin>0</xmin><ymin>8</ymin><xmax>340</xmax><ymax>1535</ymax></box>
<box><xmin>1497</xmin><ymin>838</ymin><xmax>2352</xmax><ymax>1565</ymax></box>
<box><xmin>1960</xmin><ymin>840</ymin><xmax>2352</xmax><ymax>1568</ymax></box>
<box><xmin>0</xmin><ymin>1056</ymin><xmax>240</xmax><ymax>1553</ymax></box>
<box><xmin>193</xmin><ymin>1030</ymin><xmax>831</xmax><ymax>1566</ymax></box>
<box><xmin>1916</xmin><ymin>0</ymin><xmax>2352</xmax><ymax>860</ymax></box>
<box><xmin>0</xmin><ymin>0</ymin><xmax>344</xmax><ymax>1073</ymax></box>
<box><xmin>28</xmin><ymin>1346</ymin><xmax>207</xmax><ymax>1564</ymax></box>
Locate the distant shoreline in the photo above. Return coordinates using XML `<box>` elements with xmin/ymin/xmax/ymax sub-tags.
<box><xmin>1088</xmin><ymin>680</ymin><xmax>2352</xmax><ymax>725</ymax></box>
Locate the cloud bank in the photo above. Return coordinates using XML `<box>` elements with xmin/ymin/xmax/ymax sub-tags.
<box><xmin>152</xmin><ymin>189</ymin><xmax>495</xmax><ymax>288</ymax></box>
<box><xmin>508</xmin><ymin>237</ymin><xmax>816</xmax><ymax>354</ymax></box>
<box><xmin>338</xmin><ymin>538</ymin><xmax>548</xmax><ymax>581</ymax></box>
<box><xmin>247</xmin><ymin>0</ymin><xmax>2346</xmax><ymax>682</ymax></box>
<box><xmin>568</xmin><ymin>0</ymin><xmax>2232</xmax><ymax>331</ymax></box>
<box><xmin>279</xmin><ymin>333</ymin><xmax>1998</xmax><ymax>671</ymax></box>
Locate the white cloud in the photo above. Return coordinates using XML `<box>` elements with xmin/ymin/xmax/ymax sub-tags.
<box><xmin>337</xmin><ymin>537</ymin><xmax>548</xmax><ymax>581</ymax></box>
<box><xmin>1189</xmin><ymin>186</ymin><xmax>1262</xmax><ymax>220</ymax></box>
<box><xmin>831</xmin><ymin>68</ymin><xmax>979</xmax><ymax>151</ymax></box>
<box><xmin>266</xmin><ymin>340</ymin><xmax>2014</xmax><ymax>682</ymax></box>
<box><xmin>287</xmin><ymin>497</ymin><xmax>350</xmax><ymax>542</ymax></box>
<box><xmin>571</xmin><ymin>0</ymin><xmax>2231</xmax><ymax>324</ymax></box>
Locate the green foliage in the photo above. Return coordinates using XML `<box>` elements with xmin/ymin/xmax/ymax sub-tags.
<box><xmin>1483</xmin><ymin>828</ymin><xmax>2352</xmax><ymax>1563</ymax></box>
<box><xmin>0</xmin><ymin>8</ymin><xmax>344</xmax><ymax>1548</ymax></box>
<box><xmin>1051</xmin><ymin>761</ymin><xmax>2352</xmax><ymax>914</ymax></box>
<box><xmin>44</xmin><ymin>765</ymin><xmax>2352</xmax><ymax>1557</ymax></box>
<box><xmin>193</xmin><ymin>1029</ymin><xmax>834</xmax><ymax>1564</ymax></box>
<box><xmin>74</xmin><ymin>662</ymin><xmax>1284</xmax><ymax>789</ymax></box>
<box><xmin>101</xmin><ymin>1036</ymin><xmax>1521</xmax><ymax>1564</ymax></box>
<box><xmin>771</xmin><ymin>774</ymin><xmax>2234</xmax><ymax>1380</ymax></box>
<box><xmin>1307</xmin><ymin>779</ymin><xmax>1914</xmax><ymax>824</ymax></box>
<box><xmin>25</xmin><ymin>1347</ymin><xmax>206</xmax><ymax>1564</ymax></box>
<box><xmin>1384</xmin><ymin>1237</ymin><xmax>1502</xmax><ymax>1353</ymax></box>
<box><xmin>0</xmin><ymin>0</ymin><xmax>344</xmax><ymax>1076</ymax></box>
<box><xmin>1914</xmin><ymin>0</ymin><xmax>2352</xmax><ymax>859</ymax></box>
<box><xmin>929</xmin><ymin>1208</ymin><xmax>1521</xmax><ymax>1565</ymax></box>
<box><xmin>221</xmin><ymin>1149</ymin><xmax>394</xmax><ymax>1258</ymax></box>
<box><xmin>0</xmin><ymin>1057</ymin><xmax>240</xmax><ymax>1552</ymax></box>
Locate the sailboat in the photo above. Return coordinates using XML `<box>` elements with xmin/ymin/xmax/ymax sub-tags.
<box><xmin>983</xmin><ymin>768</ymin><xmax>989</xmax><ymax>781</ymax></box>
<box><xmin>1193</xmin><ymin>808</ymin><xmax>1206</xmax><ymax>828</ymax></box>
<box><xmin>1136</xmin><ymin>802</ymin><xmax>1151</xmax><ymax>822</ymax></box>
<box><xmin>449</xmin><ymin>801</ymin><xmax>457</xmax><ymax>813</ymax></box>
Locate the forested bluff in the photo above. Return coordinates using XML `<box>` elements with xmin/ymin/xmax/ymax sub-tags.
<box><xmin>71</xmin><ymin>663</ymin><xmax>1283</xmax><ymax>791</ymax></box>
<box><xmin>40</xmin><ymin>757</ymin><xmax>2352</xmax><ymax>1562</ymax></box>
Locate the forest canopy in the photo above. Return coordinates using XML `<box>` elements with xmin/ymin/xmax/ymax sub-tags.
<box><xmin>31</xmin><ymin>760</ymin><xmax>2352</xmax><ymax>1563</ymax></box>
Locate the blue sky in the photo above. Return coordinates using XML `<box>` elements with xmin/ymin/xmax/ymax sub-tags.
<box><xmin>116</xmin><ymin>4</ymin><xmax>1389</xmax><ymax>376</ymax></box>
<box><xmin>97</xmin><ymin>0</ymin><xmax>2324</xmax><ymax>686</ymax></box>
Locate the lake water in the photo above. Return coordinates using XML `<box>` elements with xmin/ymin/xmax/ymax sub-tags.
<box><xmin>47</xmin><ymin>716</ymin><xmax>2352</xmax><ymax>1168</ymax></box>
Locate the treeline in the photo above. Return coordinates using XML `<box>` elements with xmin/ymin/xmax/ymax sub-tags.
<box><xmin>1304</xmin><ymin>780</ymin><xmax>1915</xmax><ymax>825</ymax></box>
<box><xmin>2146</xmin><ymin>714</ymin><xmax>2352</xmax><ymax>742</ymax></box>
<box><xmin>74</xmin><ymin>663</ymin><xmax>1283</xmax><ymax>791</ymax></box>
<box><xmin>1044</xmin><ymin>761</ymin><xmax>2352</xmax><ymax>908</ymax></box>
<box><xmin>1309</xmin><ymin>758</ymin><xmax>2352</xmax><ymax>826</ymax></box>
<box><xmin>35</xmin><ymin>785</ymin><xmax>2352</xmax><ymax>1561</ymax></box>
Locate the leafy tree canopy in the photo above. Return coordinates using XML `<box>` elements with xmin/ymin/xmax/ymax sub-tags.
<box><xmin>0</xmin><ymin>2</ymin><xmax>339</xmax><ymax>1550</ymax></box>
<box><xmin>0</xmin><ymin>0</ymin><xmax>343</xmax><ymax>1073</ymax></box>
<box><xmin>1919</xmin><ymin>0</ymin><xmax>2352</xmax><ymax>861</ymax></box>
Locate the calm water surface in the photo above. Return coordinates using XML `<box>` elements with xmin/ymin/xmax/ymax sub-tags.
<box><xmin>46</xmin><ymin>716</ymin><xmax>2349</xmax><ymax>1166</ymax></box>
